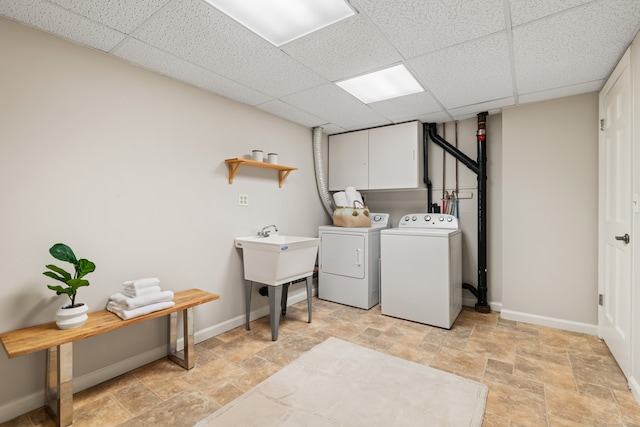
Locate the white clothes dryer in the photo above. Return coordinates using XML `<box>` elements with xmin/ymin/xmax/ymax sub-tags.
<box><xmin>380</xmin><ymin>213</ymin><xmax>462</xmax><ymax>329</ymax></box>
<box><xmin>318</xmin><ymin>214</ymin><xmax>390</xmax><ymax>309</ymax></box>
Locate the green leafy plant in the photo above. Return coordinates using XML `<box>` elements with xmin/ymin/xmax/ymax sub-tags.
<box><xmin>43</xmin><ymin>243</ymin><xmax>96</xmax><ymax>308</ymax></box>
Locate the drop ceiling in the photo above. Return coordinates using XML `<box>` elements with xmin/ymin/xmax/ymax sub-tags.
<box><xmin>2</xmin><ymin>0</ymin><xmax>640</xmax><ymax>134</ymax></box>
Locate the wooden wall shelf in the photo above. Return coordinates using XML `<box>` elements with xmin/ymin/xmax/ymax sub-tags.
<box><xmin>225</xmin><ymin>158</ymin><xmax>298</xmax><ymax>188</ymax></box>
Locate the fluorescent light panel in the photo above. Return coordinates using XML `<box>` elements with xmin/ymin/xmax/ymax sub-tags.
<box><xmin>336</xmin><ymin>64</ymin><xmax>425</xmax><ymax>104</ymax></box>
<box><xmin>204</xmin><ymin>0</ymin><xmax>355</xmax><ymax>47</ymax></box>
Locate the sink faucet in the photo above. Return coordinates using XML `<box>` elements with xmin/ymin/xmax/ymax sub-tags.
<box><xmin>258</xmin><ymin>224</ymin><xmax>278</xmax><ymax>237</ymax></box>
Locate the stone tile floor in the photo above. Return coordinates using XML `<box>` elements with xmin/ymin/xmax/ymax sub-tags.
<box><xmin>3</xmin><ymin>298</ymin><xmax>640</xmax><ymax>426</ymax></box>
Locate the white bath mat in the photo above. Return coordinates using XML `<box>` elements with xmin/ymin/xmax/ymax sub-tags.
<box><xmin>196</xmin><ymin>337</ymin><xmax>487</xmax><ymax>426</ymax></box>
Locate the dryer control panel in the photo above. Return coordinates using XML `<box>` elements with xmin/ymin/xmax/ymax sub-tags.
<box><xmin>398</xmin><ymin>213</ymin><xmax>459</xmax><ymax>230</ymax></box>
<box><xmin>370</xmin><ymin>213</ymin><xmax>390</xmax><ymax>228</ymax></box>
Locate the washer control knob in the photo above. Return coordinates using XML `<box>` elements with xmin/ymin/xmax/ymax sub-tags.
<box><xmin>447</xmin><ymin>217</ymin><xmax>453</xmax><ymax>222</ymax></box>
<box><xmin>373</xmin><ymin>215</ymin><xmax>382</xmax><ymax>221</ymax></box>
<box><xmin>424</xmin><ymin>215</ymin><xmax>431</xmax><ymax>222</ymax></box>
<box><xmin>404</xmin><ymin>216</ymin><xmax>410</xmax><ymax>221</ymax></box>
<box><xmin>411</xmin><ymin>216</ymin><xmax>417</xmax><ymax>221</ymax></box>
<box><xmin>439</xmin><ymin>216</ymin><xmax>444</xmax><ymax>222</ymax></box>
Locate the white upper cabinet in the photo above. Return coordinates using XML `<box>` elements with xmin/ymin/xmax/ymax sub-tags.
<box><xmin>328</xmin><ymin>129</ymin><xmax>369</xmax><ymax>191</ymax></box>
<box><xmin>328</xmin><ymin>121</ymin><xmax>423</xmax><ymax>191</ymax></box>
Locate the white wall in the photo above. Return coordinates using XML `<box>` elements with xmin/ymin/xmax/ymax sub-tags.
<box><xmin>501</xmin><ymin>93</ymin><xmax>599</xmax><ymax>331</ymax></box>
<box><xmin>0</xmin><ymin>17</ymin><xmax>329</xmax><ymax>420</ymax></box>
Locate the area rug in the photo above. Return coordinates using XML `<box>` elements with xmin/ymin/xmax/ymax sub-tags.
<box><xmin>196</xmin><ymin>337</ymin><xmax>488</xmax><ymax>426</ymax></box>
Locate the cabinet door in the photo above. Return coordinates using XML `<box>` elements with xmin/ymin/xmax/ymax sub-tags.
<box><xmin>368</xmin><ymin>121</ymin><xmax>420</xmax><ymax>189</ymax></box>
<box><xmin>328</xmin><ymin>130</ymin><xmax>369</xmax><ymax>191</ymax></box>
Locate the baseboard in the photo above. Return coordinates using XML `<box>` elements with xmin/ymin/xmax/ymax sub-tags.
<box><xmin>462</xmin><ymin>297</ymin><xmax>502</xmax><ymax>313</ymax></box>
<box><xmin>0</xmin><ymin>285</ymin><xmax>315</xmax><ymax>423</ymax></box>
<box><xmin>629</xmin><ymin>376</ymin><xmax>640</xmax><ymax>405</ymax></box>
<box><xmin>500</xmin><ymin>309</ymin><xmax>598</xmax><ymax>335</ymax></box>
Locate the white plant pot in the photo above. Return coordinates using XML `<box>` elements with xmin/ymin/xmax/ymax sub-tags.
<box><xmin>56</xmin><ymin>303</ymin><xmax>89</xmax><ymax>330</ymax></box>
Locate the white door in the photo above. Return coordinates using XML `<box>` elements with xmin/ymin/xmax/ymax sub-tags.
<box><xmin>599</xmin><ymin>49</ymin><xmax>632</xmax><ymax>379</ymax></box>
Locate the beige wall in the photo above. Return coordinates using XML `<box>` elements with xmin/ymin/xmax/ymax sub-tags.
<box><xmin>502</xmin><ymin>93</ymin><xmax>599</xmax><ymax>327</ymax></box>
<box><xmin>0</xmin><ymin>17</ymin><xmax>329</xmax><ymax>417</ymax></box>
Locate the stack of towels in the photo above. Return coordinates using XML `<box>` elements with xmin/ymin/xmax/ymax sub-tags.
<box><xmin>333</xmin><ymin>186</ymin><xmax>364</xmax><ymax>207</ymax></box>
<box><xmin>107</xmin><ymin>277</ymin><xmax>175</xmax><ymax>320</ymax></box>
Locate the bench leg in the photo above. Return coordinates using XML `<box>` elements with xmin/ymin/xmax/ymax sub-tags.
<box><xmin>45</xmin><ymin>343</ymin><xmax>73</xmax><ymax>427</ymax></box>
<box><xmin>168</xmin><ymin>308</ymin><xmax>195</xmax><ymax>370</ymax></box>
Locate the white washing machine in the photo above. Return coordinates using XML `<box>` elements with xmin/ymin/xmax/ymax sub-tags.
<box><xmin>380</xmin><ymin>213</ymin><xmax>462</xmax><ymax>329</ymax></box>
<box><xmin>318</xmin><ymin>213</ymin><xmax>390</xmax><ymax>309</ymax></box>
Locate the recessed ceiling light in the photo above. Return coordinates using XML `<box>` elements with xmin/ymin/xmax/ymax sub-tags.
<box><xmin>336</xmin><ymin>64</ymin><xmax>425</xmax><ymax>104</ymax></box>
<box><xmin>203</xmin><ymin>0</ymin><xmax>355</xmax><ymax>47</ymax></box>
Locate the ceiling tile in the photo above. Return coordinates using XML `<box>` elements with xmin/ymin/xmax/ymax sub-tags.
<box><xmin>518</xmin><ymin>80</ymin><xmax>603</xmax><ymax>105</ymax></box>
<box><xmin>318</xmin><ymin>123</ymin><xmax>348</xmax><ymax>135</ymax></box>
<box><xmin>282</xmin><ymin>14</ymin><xmax>402</xmax><ymax>81</ymax></box>
<box><xmin>0</xmin><ymin>0</ymin><xmax>125</xmax><ymax>51</ymax></box>
<box><xmin>514</xmin><ymin>0</ymin><xmax>640</xmax><ymax>94</ymax></box>
<box><xmin>133</xmin><ymin>0</ymin><xmax>328</xmax><ymax>98</ymax></box>
<box><xmin>408</xmin><ymin>33</ymin><xmax>514</xmax><ymax>109</ymax></box>
<box><xmin>413</xmin><ymin>111</ymin><xmax>453</xmax><ymax>125</ymax></box>
<box><xmin>48</xmin><ymin>0</ymin><xmax>169</xmax><ymax>33</ymax></box>
<box><xmin>258</xmin><ymin>100</ymin><xmax>327</xmax><ymax>128</ymax></box>
<box><xmin>352</xmin><ymin>0</ymin><xmax>506</xmax><ymax>58</ymax></box>
<box><xmin>508</xmin><ymin>0</ymin><xmax>594</xmax><ymax>27</ymax></box>
<box><xmin>113</xmin><ymin>38</ymin><xmax>272</xmax><ymax>106</ymax></box>
<box><xmin>281</xmin><ymin>83</ymin><xmax>391</xmax><ymax>130</ymax></box>
<box><xmin>448</xmin><ymin>97</ymin><xmax>515</xmax><ymax>120</ymax></box>
<box><xmin>369</xmin><ymin>91</ymin><xmax>442</xmax><ymax>122</ymax></box>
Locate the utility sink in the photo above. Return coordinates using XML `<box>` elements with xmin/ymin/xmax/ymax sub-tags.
<box><xmin>234</xmin><ymin>235</ymin><xmax>319</xmax><ymax>286</ymax></box>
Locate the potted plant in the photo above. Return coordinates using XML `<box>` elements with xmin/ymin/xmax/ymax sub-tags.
<box><xmin>43</xmin><ymin>243</ymin><xmax>96</xmax><ymax>329</ymax></box>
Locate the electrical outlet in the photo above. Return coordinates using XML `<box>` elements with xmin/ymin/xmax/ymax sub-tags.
<box><xmin>238</xmin><ymin>194</ymin><xmax>249</xmax><ymax>207</ymax></box>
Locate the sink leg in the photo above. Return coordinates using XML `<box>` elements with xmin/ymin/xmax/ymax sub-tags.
<box><xmin>244</xmin><ymin>280</ymin><xmax>252</xmax><ymax>331</ymax></box>
<box><xmin>306</xmin><ymin>276</ymin><xmax>313</xmax><ymax>323</ymax></box>
<box><xmin>268</xmin><ymin>285</ymin><xmax>282</xmax><ymax>341</ymax></box>
<box><xmin>281</xmin><ymin>283</ymin><xmax>290</xmax><ymax>316</ymax></box>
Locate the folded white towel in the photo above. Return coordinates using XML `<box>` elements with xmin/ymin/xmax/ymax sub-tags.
<box><xmin>122</xmin><ymin>277</ymin><xmax>160</xmax><ymax>290</ymax></box>
<box><xmin>345</xmin><ymin>186</ymin><xmax>364</xmax><ymax>207</ymax></box>
<box><xmin>107</xmin><ymin>300</ymin><xmax>175</xmax><ymax>320</ymax></box>
<box><xmin>123</xmin><ymin>285</ymin><xmax>161</xmax><ymax>298</ymax></box>
<box><xmin>109</xmin><ymin>290</ymin><xmax>174</xmax><ymax>310</ymax></box>
<box><xmin>332</xmin><ymin>191</ymin><xmax>348</xmax><ymax>207</ymax></box>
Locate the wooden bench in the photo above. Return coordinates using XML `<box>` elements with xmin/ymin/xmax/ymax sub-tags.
<box><xmin>0</xmin><ymin>288</ymin><xmax>219</xmax><ymax>427</ymax></box>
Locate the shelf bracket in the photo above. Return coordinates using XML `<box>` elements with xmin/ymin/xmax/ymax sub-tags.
<box><xmin>227</xmin><ymin>162</ymin><xmax>242</xmax><ymax>184</ymax></box>
<box><xmin>278</xmin><ymin>170</ymin><xmax>292</xmax><ymax>188</ymax></box>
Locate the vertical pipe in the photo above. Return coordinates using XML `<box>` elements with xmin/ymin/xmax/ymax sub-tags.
<box><xmin>476</xmin><ymin>112</ymin><xmax>490</xmax><ymax>312</ymax></box>
<box><xmin>423</xmin><ymin>123</ymin><xmax>433</xmax><ymax>212</ymax></box>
